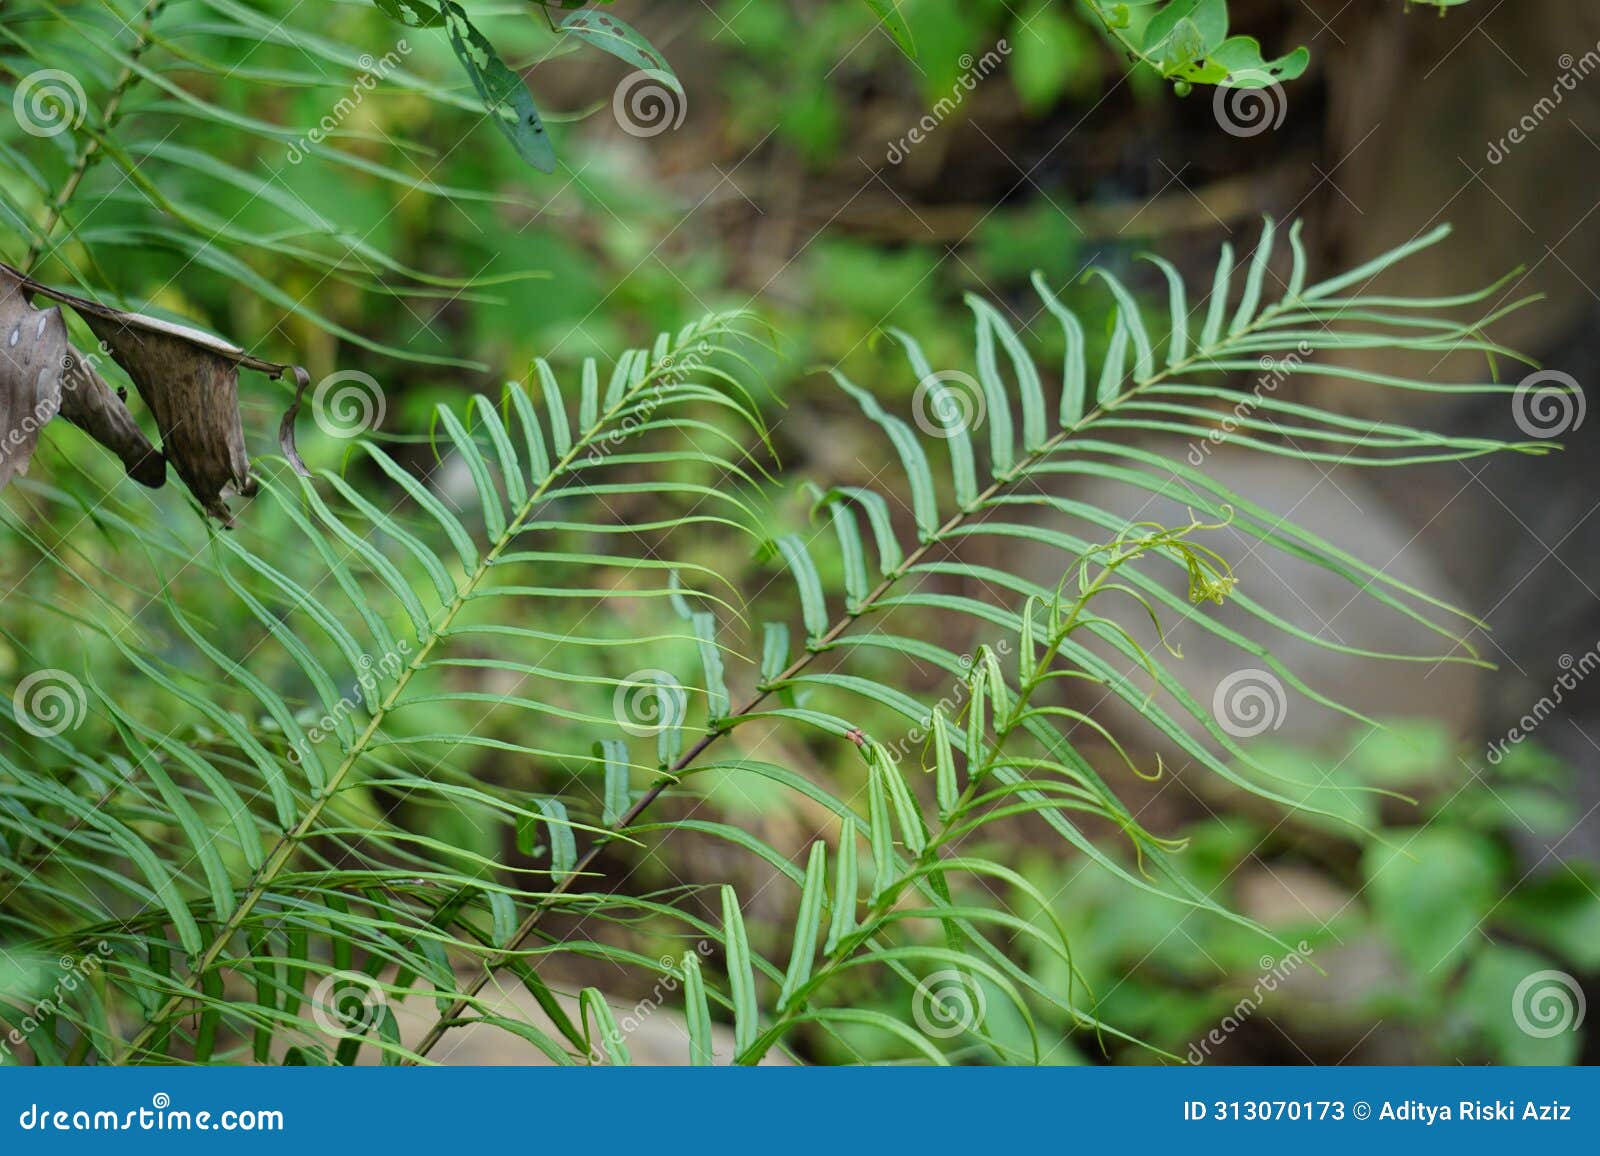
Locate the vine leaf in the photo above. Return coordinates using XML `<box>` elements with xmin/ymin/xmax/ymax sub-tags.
<box><xmin>372</xmin><ymin>0</ymin><xmax>445</xmax><ymax>27</ymax></box>
<box><xmin>443</xmin><ymin>1</ymin><xmax>557</xmax><ymax>173</ymax></box>
<box><xmin>1142</xmin><ymin>0</ymin><xmax>1307</xmax><ymax>84</ymax></box>
<box><xmin>0</xmin><ymin>262</ymin><xmax>301</xmax><ymax>524</ymax></box>
<box><xmin>559</xmin><ymin>8</ymin><xmax>678</xmax><ymax>86</ymax></box>
<box><xmin>1089</xmin><ymin>0</ymin><xmax>1308</xmax><ymax>88</ymax></box>
<box><xmin>1204</xmin><ymin>36</ymin><xmax>1309</xmax><ymax>86</ymax></box>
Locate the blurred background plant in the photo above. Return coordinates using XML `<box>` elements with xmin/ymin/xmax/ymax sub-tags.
<box><xmin>993</xmin><ymin>722</ymin><xmax>1596</xmax><ymax>1066</ymax></box>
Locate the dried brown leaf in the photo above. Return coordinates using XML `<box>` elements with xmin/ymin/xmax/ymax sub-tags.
<box><xmin>0</xmin><ymin>262</ymin><xmax>302</xmax><ymax>524</ymax></box>
<box><xmin>57</xmin><ymin>345</ymin><xmax>166</xmax><ymax>490</ymax></box>
<box><xmin>0</xmin><ymin>269</ymin><xmax>68</xmax><ymax>489</ymax></box>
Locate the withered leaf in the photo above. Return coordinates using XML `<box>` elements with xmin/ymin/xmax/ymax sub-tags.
<box><xmin>82</xmin><ymin>313</ymin><xmax>258</xmax><ymax>523</ymax></box>
<box><xmin>57</xmin><ymin>347</ymin><xmax>166</xmax><ymax>489</ymax></box>
<box><xmin>3</xmin><ymin>260</ymin><xmax>164</xmax><ymax>494</ymax></box>
<box><xmin>0</xmin><ymin>262</ymin><xmax>302</xmax><ymax>525</ymax></box>
<box><xmin>0</xmin><ymin>269</ymin><xmax>67</xmax><ymax>489</ymax></box>
<box><xmin>278</xmin><ymin>366</ymin><xmax>315</xmax><ymax>478</ymax></box>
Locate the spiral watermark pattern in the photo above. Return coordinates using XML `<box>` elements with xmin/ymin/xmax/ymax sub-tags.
<box><xmin>612</xmin><ymin>70</ymin><xmax>686</xmax><ymax>138</ymax></box>
<box><xmin>1211</xmin><ymin>668</ymin><xmax>1287</xmax><ymax>739</ymax></box>
<box><xmin>12</xmin><ymin>669</ymin><xmax>87</xmax><ymax>738</ymax></box>
<box><xmin>1512</xmin><ymin>969</ymin><xmax>1586</xmax><ymax>1039</ymax></box>
<box><xmin>310</xmin><ymin>970</ymin><xmax>388</xmax><ymax>1039</ymax></box>
<box><xmin>912</xmin><ymin>370</ymin><xmax>986</xmax><ymax>439</ymax></box>
<box><xmin>613</xmin><ymin>669</ymin><xmax>687</xmax><ymax>737</ymax></box>
<box><xmin>911</xmin><ymin>969</ymin><xmax>986</xmax><ymax>1039</ymax></box>
<box><xmin>1512</xmin><ymin>369</ymin><xmax>1584</xmax><ymax>439</ymax></box>
<box><xmin>311</xmin><ymin>371</ymin><xmax>386</xmax><ymax>438</ymax></box>
<box><xmin>1213</xmin><ymin>71</ymin><xmax>1287</xmax><ymax>138</ymax></box>
<box><xmin>12</xmin><ymin>69</ymin><xmax>87</xmax><ymax>138</ymax></box>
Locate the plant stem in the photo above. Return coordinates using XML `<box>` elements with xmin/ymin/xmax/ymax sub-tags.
<box><xmin>22</xmin><ymin>0</ymin><xmax>168</xmax><ymax>274</ymax></box>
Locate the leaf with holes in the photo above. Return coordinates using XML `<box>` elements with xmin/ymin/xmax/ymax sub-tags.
<box><xmin>559</xmin><ymin>8</ymin><xmax>679</xmax><ymax>92</ymax></box>
<box><xmin>443</xmin><ymin>1</ymin><xmax>557</xmax><ymax>172</ymax></box>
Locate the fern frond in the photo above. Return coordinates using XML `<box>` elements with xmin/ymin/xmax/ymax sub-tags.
<box><xmin>402</xmin><ymin>221</ymin><xmax>1537</xmax><ymax>1063</ymax></box>
<box><xmin>2</xmin><ymin>310</ymin><xmax>766</xmax><ymax>1063</ymax></box>
<box><xmin>0</xmin><ymin>223</ymin><xmax>1542</xmax><ymax>1067</ymax></box>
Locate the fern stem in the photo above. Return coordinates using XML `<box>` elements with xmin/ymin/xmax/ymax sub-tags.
<box><xmin>22</xmin><ymin>0</ymin><xmax>168</xmax><ymax>274</ymax></box>
<box><xmin>407</xmin><ymin>299</ymin><xmax>1300</xmax><ymax>1062</ymax></box>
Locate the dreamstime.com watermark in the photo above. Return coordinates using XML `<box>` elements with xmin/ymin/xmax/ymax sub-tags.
<box><xmin>912</xmin><ymin>370</ymin><xmax>985</xmax><ymax>439</ymax></box>
<box><xmin>587</xmin><ymin>340</ymin><xmax>715</xmax><ymax>464</ymax></box>
<box><xmin>0</xmin><ymin>943</ymin><xmax>112</xmax><ymax>1061</ymax></box>
<box><xmin>287</xmin><ymin>41</ymin><xmax>412</xmax><ymax>163</ymax></box>
<box><xmin>9</xmin><ymin>668</ymin><xmax>88</xmax><ymax>738</ymax></box>
<box><xmin>1185</xmin><ymin>941</ymin><xmax>1314</xmax><ymax>1064</ymax></box>
<box><xmin>612</xmin><ymin>70</ymin><xmax>686</xmax><ymax>137</ymax></box>
<box><xmin>1187</xmin><ymin>344</ymin><xmax>1313</xmax><ymax>466</ymax></box>
<box><xmin>613</xmin><ymin>669</ymin><xmax>688</xmax><ymax>737</ymax></box>
<box><xmin>310</xmin><ymin>370</ymin><xmax>387</xmax><ymax>438</ymax></box>
<box><xmin>310</xmin><ymin>969</ymin><xmax>389</xmax><ymax>1039</ymax></box>
<box><xmin>1486</xmin><ymin>643</ymin><xmax>1600</xmax><ymax>765</ymax></box>
<box><xmin>1486</xmin><ymin>44</ymin><xmax>1600</xmax><ymax>165</ymax></box>
<box><xmin>1212</xmin><ymin>71</ymin><xmax>1288</xmax><ymax>139</ymax></box>
<box><xmin>16</xmin><ymin>1094</ymin><xmax>283</xmax><ymax>1133</ymax></box>
<box><xmin>10</xmin><ymin>68</ymin><xmax>86</xmax><ymax>138</ymax></box>
<box><xmin>912</xmin><ymin>969</ymin><xmax>986</xmax><ymax>1039</ymax></box>
<box><xmin>1511</xmin><ymin>369</ymin><xmax>1584</xmax><ymax>440</ymax></box>
<box><xmin>885</xmin><ymin>42</ymin><xmax>1010</xmax><ymax>164</ymax></box>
